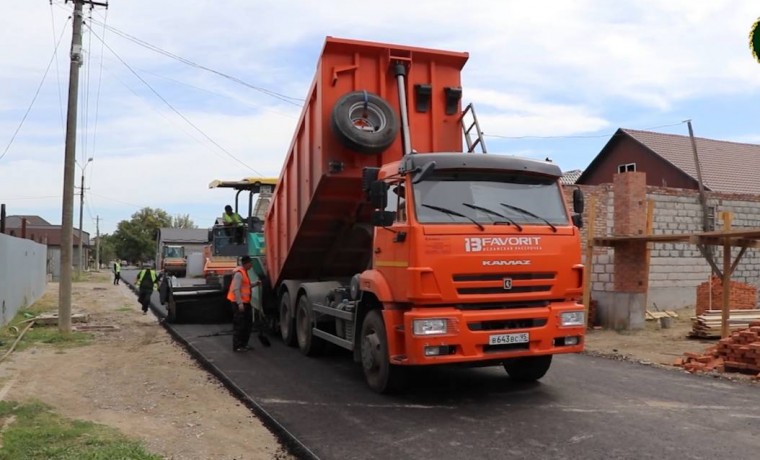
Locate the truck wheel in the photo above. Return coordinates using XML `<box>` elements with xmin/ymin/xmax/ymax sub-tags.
<box><xmin>503</xmin><ymin>355</ymin><xmax>553</xmax><ymax>382</ymax></box>
<box><xmin>296</xmin><ymin>295</ymin><xmax>324</xmax><ymax>356</ymax></box>
<box><xmin>360</xmin><ymin>310</ymin><xmax>406</xmax><ymax>393</ymax></box>
<box><xmin>331</xmin><ymin>91</ymin><xmax>399</xmax><ymax>155</ymax></box>
<box><xmin>279</xmin><ymin>292</ymin><xmax>297</xmax><ymax>347</ymax></box>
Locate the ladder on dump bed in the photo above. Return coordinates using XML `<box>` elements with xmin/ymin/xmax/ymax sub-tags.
<box><xmin>460</xmin><ymin>103</ymin><xmax>487</xmax><ymax>154</ymax></box>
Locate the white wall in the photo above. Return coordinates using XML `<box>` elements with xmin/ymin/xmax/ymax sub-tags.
<box><xmin>0</xmin><ymin>234</ymin><xmax>47</xmax><ymax>325</ymax></box>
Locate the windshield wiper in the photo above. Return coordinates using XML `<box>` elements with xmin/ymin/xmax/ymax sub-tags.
<box><xmin>500</xmin><ymin>202</ymin><xmax>557</xmax><ymax>232</ymax></box>
<box><xmin>421</xmin><ymin>203</ymin><xmax>484</xmax><ymax>231</ymax></box>
<box><xmin>461</xmin><ymin>202</ymin><xmax>523</xmax><ymax>231</ymax></box>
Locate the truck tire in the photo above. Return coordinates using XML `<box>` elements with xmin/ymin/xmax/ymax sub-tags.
<box><xmin>360</xmin><ymin>309</ymin><xmax>406</xmax><ymax>393</ymax></box>
<box><xmin>296</xmin><ymin>295</ymin><xmax>325</xmax><ymax>356</ymax></box>
<box><xmin>331</xmin><ymin>91</ymin><xmax>399</xmax><ymax>155</ymax></box>
<box><xmin>279</xmin><ymin>291</ymin><xmax>297</xmax><ymax>347</ymax></box>
<box><xmin>503</xmin><ymin>355</ymin><xmax>552</xmax><ymax>382</ymax></box>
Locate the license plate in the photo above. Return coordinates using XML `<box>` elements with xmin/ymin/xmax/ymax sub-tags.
<box><xmin>488</xmin><ymin>332</ymin><xmax>529</xmax><ymax>345</ymax></box>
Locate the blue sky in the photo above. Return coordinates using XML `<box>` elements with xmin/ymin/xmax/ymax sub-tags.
<box><xmin>1</xmin><ymin>0</ymin><xmax>759</xmax><ymax>236</ymax></box>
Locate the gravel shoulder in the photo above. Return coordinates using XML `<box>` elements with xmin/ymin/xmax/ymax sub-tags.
<box><xmin>0</xmin><ymin>273</ymin><xmax>293</xmax><ymax>460</ymax></box>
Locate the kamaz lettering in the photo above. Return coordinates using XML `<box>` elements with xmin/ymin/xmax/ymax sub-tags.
<box><xmin>465</xmin><ymin>237</ymin><xmax>542</xmax><ymax>252</ymax></box>
<box><xmin>482</xmin><ymin>260</ymin><xmax>531</xmax><ymax>266</ymax></box>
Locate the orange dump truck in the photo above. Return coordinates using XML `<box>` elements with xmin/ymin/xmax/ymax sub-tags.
<box><xmin>259</xmin><ymin>37</ymin><xmax>586</xmax><ymax>393</ymax></box>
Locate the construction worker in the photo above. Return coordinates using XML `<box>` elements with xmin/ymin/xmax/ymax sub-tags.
<box><xmin>113</xmin><ymin>261</ymin><xmax>121</xmax><ymax>285</ymax></box>
<box><xmin>222</xmin><ymin>204</ymin><xmax>245</xmax><ymax>244</ymax></box>
<box><xmin>227</xmin><ymin>255</ymin><xmax>262</xmax><ymax>352</ymax></box>
<box><xmin>136</xmin><ymin>264</ymin><xmax>160</xmax><ymax>315</ymax></box>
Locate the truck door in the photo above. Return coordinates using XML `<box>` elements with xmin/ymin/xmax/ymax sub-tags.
<box><xmin>374</xmin><ymin>182</ymin><xmax>411</xmax><ymax>301</ymax></box>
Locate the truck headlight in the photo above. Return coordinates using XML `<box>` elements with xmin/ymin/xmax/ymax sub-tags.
<box><xmin>560</xmin><ymin>311</ymin><xmax>585</xmax><ymax>327</ymax></box>
<box><xmin>413</xmin><ymin>319</ymin><xmax>447</xmax><ymax>336</ymax></box>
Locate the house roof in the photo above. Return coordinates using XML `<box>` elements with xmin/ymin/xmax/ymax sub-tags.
<box><xmin>157</xmin><ymin>228</ymin><xmax>209</xmax><ymax>245</ymax></box>
<box><xmin>580</xmin><ymin>128</ymin><xmax>760</xmax><ymax>194</ymax></box>
<box><xmin>560</xmin><ymin>169</ymin><xmax>582</xmax><ymax>185</ymax></box>
<box><xmin>5</xmin><ymin>215</ymin><xmax>53</xmax><ymax>227</ymax></box>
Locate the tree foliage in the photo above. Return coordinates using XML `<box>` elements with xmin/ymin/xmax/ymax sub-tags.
<box><xmin>96</xmin><ymin>234</ymin><xmax>117</xmax><ymax>267</ymax></box>
<box><xmin>172</xmin><ymin>213</ymin><xmax>196</xmax><ymax>229</ymax></box>
<box><xmin>112</xmin><ymin>207</ymin><xmax>172</xmax><ymax>263</ymax></box>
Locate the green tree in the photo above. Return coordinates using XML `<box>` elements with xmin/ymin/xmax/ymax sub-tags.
<box><xmin>97</xmin><ymin>234</ymin><xmax>117</xmax><ymax>267</ymax></box>
<box><xmin>112</xmin><ymin>207</ymin><xmax>172</xmax><ymax>263</ymax></box>
<box><xmin>172</xmin><ymin>213</ymin><xmax>196</xmax><ymax>229</ymax></box>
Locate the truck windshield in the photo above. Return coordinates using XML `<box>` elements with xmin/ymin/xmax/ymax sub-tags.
<box><xmin>412</xmin><ymin>171</ymin><xmax>568</xmax><ymax>226</ymax></box>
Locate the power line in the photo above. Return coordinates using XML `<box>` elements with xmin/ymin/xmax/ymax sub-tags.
<box><xmin>86</xmin><ymin>25</ymin><xmax>264</xmax><ymax>175</ymax></box>
<box><xmin>90</xmin><ymin>6</ymin><xmax>108</xmax><ymax>164</ymax></box>
<box><xmin>49</xmin><ymin>1</ymin><xmax>67</xmax><ymax>134</ymax></box>
<box><xmin>0</xmin><ymin>15</ymin><xmax>71</xmax><ymax>162</ymax></box>
<box><xmin>88</xmin><ymin>17</ymin><xmax>303</xmax><ymax>106</ymax></box>
<box><xmin>484</xmin><ymin>121</ymin><xmax>687</xmax><ymax>140</ymax></box>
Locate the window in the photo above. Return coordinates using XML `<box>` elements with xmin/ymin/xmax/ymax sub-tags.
<box><xmin>386</xmin><ymin>182</ymin><xmax>407</xmax><ymax>222</ymax></box>
<box><xmin>412</xmin><ymin>171</ymin><xmax>569</xmax><ymax>226</ymax></box>
<box><xmin>617</xmin><ymin>163</ymin><xmax>636</xmax><ymax>173</ymax></box>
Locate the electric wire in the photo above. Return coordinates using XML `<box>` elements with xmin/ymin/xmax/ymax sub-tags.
<box><xmin>86</xmin><ymin>25</ymin><xmax>264</xmax><ymax>175</ymax></box>
<box><xmin>88</xmin><ymin>17</ymin><xmax>303</xmax><ymax>106</ymax></box>
<box><xmin>49</xmin><ymin>0</ymin><xmax>66</xmax><ymax>134</ymax></box>
<box><xmin>0</xmin><ymin>15</ymin><xmax>71</xmax><ymax>162</ymax></box>
<box><xmin>484</xmin><ymin>121</ymin><xmax>687</xmax><ymax>140</ymax></box>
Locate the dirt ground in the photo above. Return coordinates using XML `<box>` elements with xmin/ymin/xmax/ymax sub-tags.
<box><xmin>0</xmin><ymin>278</ymin><xmax>752</xmax><ymax>459</ymax></box>
<box><xmin>583</xmin><ymin>306</ymin><xmax>758</xmax><ymax>383</ymax></box>
<box><xmin>0</xmin><ymin>273</ymin><xmax>293</xmax><ymax>460</ymax></box>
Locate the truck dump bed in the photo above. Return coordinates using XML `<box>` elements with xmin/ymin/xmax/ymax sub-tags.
<box><xmin>265</xmin><ymin>37</ymin><xmax>469</xmax><ymax>285</ymax></box>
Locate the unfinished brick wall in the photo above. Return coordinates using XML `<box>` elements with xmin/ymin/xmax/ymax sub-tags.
<box><xmin>612</xmin><ymin>172</ymin><xmax>648</xmax><ymax>293</ymax></box>
<box><xmin>613</xmin><ymin>172</ymin><xmax>647</xmax><ymax>236</ymax></box>
<box><xmin>696</xmin><ymin>277</ymin><xmax>757</xmax><ymax>315</ymax></box>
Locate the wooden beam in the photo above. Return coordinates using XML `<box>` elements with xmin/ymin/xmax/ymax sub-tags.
<box><xmin>582</xmin><ymin>196</ymin><xmax>596</xmax><ymax>326</ymax></box>
<box><xmin>729</xmin><ymin>246</ymin><xmax>748</xmax><ymax>277</ymax></box>
<box><xmin>641</xmin><ymin>200</ymin><xmax>655</xmax><ymax>312</ymax></box>
<box><xmin>721</xmin><ymin>212</ymin><xmax>733</xmax><ymax>339</ymax></box>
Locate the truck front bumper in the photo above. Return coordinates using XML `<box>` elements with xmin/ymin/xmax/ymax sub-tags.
<box><xmin>384</xmin><ymin>302</ymin><xmax>586</xmax><ymax>366</ymax></box>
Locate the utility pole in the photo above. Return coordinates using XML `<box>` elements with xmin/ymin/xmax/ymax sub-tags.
<box><xmin>95</xmin><ymin>215</ymin><xmax>100</xmax><ymax>270</ymax></box>
<box><xmin>77</xmin><ymin>157</ymin><xmax>92</xmax><ymax>276</ymax></box>
<box><xmin>59</xmin><ymin>0</ymin><xmax>107</xmax><ymax>334</ymax></box>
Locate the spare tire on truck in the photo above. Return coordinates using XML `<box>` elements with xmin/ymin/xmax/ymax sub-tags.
<box><xmin>330</xmin><ymin>91</ymin><xmax>399</xmax><ymax>154</ymax></box>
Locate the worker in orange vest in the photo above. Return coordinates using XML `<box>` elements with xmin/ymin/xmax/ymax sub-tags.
<box><xmin>226</xmin><ymin>256</ymin><xmax>261</xmax><ymax>352</ymax></box>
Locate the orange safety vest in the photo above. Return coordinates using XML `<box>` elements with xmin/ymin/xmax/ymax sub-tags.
<box><xmin>226</xmin><ymin>267</ymin><xmax>252</xmax><ymax>303</ymax></box>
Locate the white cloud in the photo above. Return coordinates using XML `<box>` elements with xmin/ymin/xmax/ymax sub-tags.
<box><xmin>2</xmin><ymin>0</ymin><xmax>760</xmax><ymax>235</ymax></box>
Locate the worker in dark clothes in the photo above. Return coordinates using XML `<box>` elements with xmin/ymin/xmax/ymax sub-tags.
<box><xmin>226</xmin><ymin>256</ymin><xmax>262</xmax><ymax>351</ymax></box>
<box><xmin>136</xmin><ymin>265</ymin><xmax>160</xmax><ymax>315</ymax></box>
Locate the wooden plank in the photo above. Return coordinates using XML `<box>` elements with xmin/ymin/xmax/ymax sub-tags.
<box><xmin>582</xmin><ymin>195</ymin><xmax>596</xmax><ymax>327</ymax></box>
<box><xmin>642</xmin><ymin>199</ymin><xmax>654</xmax><ymax>313</ymax></box>
<box><xmin>722</xmin><ymin>212</ymin><xmax>732</xmax><ymax>339</ymax></box>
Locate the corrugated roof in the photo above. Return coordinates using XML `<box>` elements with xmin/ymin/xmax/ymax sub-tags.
<box><xmin>158</xmin><ymin>228</ymin><xmax>209</xmax><ymax>244</ymax></box>
<box><xmin>560</xmin><ymin>169</ymin><xmax>582</xmax><ymax>185</ymax></box>
<box><xmin>622</xmin><ymin>129</ymin><xmax>760</xmax><ymax>194</ymax></box>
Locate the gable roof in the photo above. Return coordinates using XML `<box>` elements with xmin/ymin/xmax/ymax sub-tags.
<box><xmin>157</xmin><ymin>228</ymin><xmax>209</xmax><ymax>245</ymax></box>
<box><xmin>5</xmin><ymin>215</ymin><xmax>53</xmax><ymax>227</ymax></box>
<box><xmin>580</xmin><ymin>128</ymin><xmax>760</xmax><ymax>194</ymax></box>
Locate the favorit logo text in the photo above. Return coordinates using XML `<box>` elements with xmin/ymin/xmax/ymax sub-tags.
<box><xmin>464</xmin><ymin>236</ymin><xmax>542</xmax><ymax>252</ymax></box>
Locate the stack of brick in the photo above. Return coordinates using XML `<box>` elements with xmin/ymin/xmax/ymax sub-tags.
<box><xmin>675</xmin><ymin>321</ymin><xmax>760</xmax><ymax>379</ymax></box>
<box><xmin>695</xmin><ymin>277</ymin><xmax>756</xmax><ymax>315</ymax></box>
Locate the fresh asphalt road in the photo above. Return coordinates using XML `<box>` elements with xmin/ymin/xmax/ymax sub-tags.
<box><xmin>122</xmin><ymin>270</ymin><xmax>760</xmax><ymax>460</ymax></box>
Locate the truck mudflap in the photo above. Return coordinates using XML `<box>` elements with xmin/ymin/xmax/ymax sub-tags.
<box><xmin>160</xmin><ymin>277</ymin><xmax>232</xmax><ymax>324</ymax></box>
<box><xmin>381</xmin><ymin>303</ymin><xmax>586</xmax><ymax>366</ymax></box>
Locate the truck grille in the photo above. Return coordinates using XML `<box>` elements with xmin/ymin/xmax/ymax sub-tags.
<box><xmin>453</xmin><ymin>272</ymin><xmax>555</xmax><ymax>296</ymax></box>
<box><xmin>468</xmin><ymin>318</ymin><xmax>547</xmax><ymax>331</ymax></box>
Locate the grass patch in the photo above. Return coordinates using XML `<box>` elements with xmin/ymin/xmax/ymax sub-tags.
<box><xmin>0</xmin><ymin>400</ymin><xmax>160</xmax><ymax>460</ymax></box>
<box><xmin>115</xmin><ymin>307</ymin><xmax>133</xmax><ymax>313</ymax></box>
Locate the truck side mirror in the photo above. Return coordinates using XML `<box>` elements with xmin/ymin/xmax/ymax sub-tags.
<box><xmin>371</xmin><ymin>210</ymin><xmax>396</xmax><ymax>227</ymax></box>
<box><xmin>572</xmin><ymin>213</ymin><xmax>584</xmax><ymax>229</ymax></box>
<box><xmin>369</xmin><ymin>181</ymin><xmax>388</xmax><ymax>209</ymax></box>
<box><xmin>573</xmin><ymin>188</ymin><xmax>584</xmax><ymax>214</ymax></box>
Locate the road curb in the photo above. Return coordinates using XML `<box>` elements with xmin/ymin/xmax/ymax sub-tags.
<box><xmin>124</xmin><ymin>277</ymin><xmax>319</xmax><ymax>460</ymax></box>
